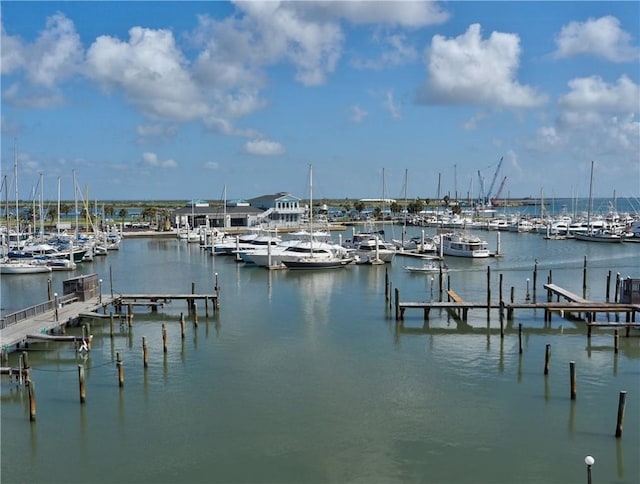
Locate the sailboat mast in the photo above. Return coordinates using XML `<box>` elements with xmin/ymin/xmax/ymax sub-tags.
<box><xmin>57</xmin><ymin>176</ymin><xmax>61</xmax><ymax>236</ymax></box>
<box><xmin>14</xmin><ymin>139</ymin><xmax>19</xmax><ymax>236</ymax></box>
<box><xmin>309</xmin><ymin>164</ymin><xmax>313</xmax><ymax>255</ymax></box>
<box><xmin>586</xmin><ymin>161</ymin><xmax>594</xmax><ymax>235</ymax></box>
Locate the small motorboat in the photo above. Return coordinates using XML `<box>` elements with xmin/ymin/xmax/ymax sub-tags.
<box><xmin>404</xmin><ymin>260</ymin><xmax>448</xmax><ymax>273</ymax></box>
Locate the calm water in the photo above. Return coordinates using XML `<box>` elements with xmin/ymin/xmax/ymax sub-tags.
<box><xmin>1</xmin><ymin>226</ymin><xmax>639</xmax><ymax>484</ymax></box>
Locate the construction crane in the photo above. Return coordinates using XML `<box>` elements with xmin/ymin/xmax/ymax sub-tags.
<box><xmin>478</xmin><ymin>156</ymin><xmax>504</xmax><ymax>206</ymax></box>
<box><xmin>490</xmin><ymin>176</ymin><xmax>507</xmax><ymax>206</ymax></box>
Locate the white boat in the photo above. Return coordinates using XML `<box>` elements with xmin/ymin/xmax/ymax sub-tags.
<box><xmin>574</xmin><ymin>162</ymin><xmax>623</xmax><ymax>244</ymax></box>
<box><xmin>439</xmin><ymin>232</ymin><xmax>490</xmax><ymax>258</ymax></box>
<box><xmin>282</xmin><ymin>165</ymin><xmax>350</xmax><ymax>270</ymax></box>
<box><xmin>0</xmin><ymin>259</ymin><xmax>52</xmax><ymax>274</ymax></box>
<box><xmin>245</xmin><ymin>235</ymin><xmax>348</xmax><ymax>268</ymax></box>
<box><xmin>46</xmin><ymin>258</ymin><xmax>77</xmax><ymax>271</ymax></box>
<box><xmin>404</xmin><ymin>260</ymin><xmax>449</xmax><ymax>273</ymax></box>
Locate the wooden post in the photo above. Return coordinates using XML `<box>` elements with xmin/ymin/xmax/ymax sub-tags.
<box><xmin>533</xmin><ymin>259</ymin><xmax>538</xmax><ymax>302</ymax></box>
<box><xmin>569</xmin><ymin>361</ymin><xmax>576</xmax><ymax>400</ymax></box>
<box><xmin>614</xmin><ymin>273</ymin><xmax>620</xmax><ymax>303</ymax></box>
<box><xmin>193</xmin><ymin>302</ymin><xmax>199</xmax><ymax>325</ymax></box>
<box><xmin>510</xmin><ymin>286</ymin><xmax>514</xmax><ymax>304</ymax></box>
<box><xmin>385</xmin><ymin>268</ymin><xmax>389</xmax><ymax>302</ymax></box>
<box><xmin>109</xmin><ymin>312</ymin><xmax>114</xmax><ymax>338</ymax></box>
<box><xmin>28</xmin><ymin>378</ymin><xmax>36</xmax><ymax>421</ymax></box>
<box><xmin>162</xmin><ymin>324</ymin><xmax>168</xmax><ymax>353</ymax></box>
<box><xmin>394</xmin><ymin>287</ymin><xmax>400</xmax><ymax>321</ymax></box>
<box><xmin>438</xmin><ymin>268</ymin><xmax>443</xmax><ymax>302</ymax></box>
<box><xmin>116</xmin><ymin>352</ymin><xmax>124</xmax><ymax>387</ymax></box>
<box><xmin>615</xmin><ymin>391</ymin><xmax>627</xmax><ymax>438</ymax></box>
<box><xmin>22</xmin><ymin>351</ymin><xmax>29</xmax><ymax>371</ymax></box>
<box><xmin>544</xmin><ymin>344</ymin><xmax>551</xmax><ymax>375</ymax></box>
<box><xmin>142</xmin><ymin>336</ymin><xmax>148</xmax><ymax>368</ymax></box>
<box><xmin>78</xmin><ymin>365</ymin><xmax>86</xmax><ymax>403</ymax></box>
<box><xmin>205</xmin><ymin>296</ymin><xmax>209</xmax><ymax>317</ymax></box>
<box><xmin>518</xmin><ymin>324</ymin><xmax>523</xmax><ymax>354</ymax></box>
<box><xmin>127</xmin><ymin>304</ymin><xmax>133</xmax><ymax>327</ymax></box>
<box><xmin>47</xmin><ymin>278</ymin><xmax>52</xmax><ymax>301</ymax></box>
<box><xmin>486</xmin><ymin>266</ymin><xmax>491</xmax><ymax>310</ymax></box>
<box><xmin>180</xmin><ymin>313</ymin><xmax>186</xmax><ymax>339</ymax></box>
<box><xmin>499</xmin><ymin>301</ymin><xmax>504</xmax><ymax>338</ymax></box>
<box><xmin>582</xmin><ymin>256</ymin><xmax>587</xmax><ymax>299</ymax></box>
<box><xmin>214</xmin><ymin>272</ymin><xmax>220</xmax><ymax>309</ymax></box>
<box><xmin>606</xmin><ymin>270</ymin><xmax>611</xmax><ymax>302</ymax></box>
<box><xmin>499</xmin><ymin>273</ymin><xmax>503</xmax><ymax>306</ymax></box>
<box><xmin>614</xmin><ymin>330</ymin><xmax>619</xmax><ymax>354</ymax></box>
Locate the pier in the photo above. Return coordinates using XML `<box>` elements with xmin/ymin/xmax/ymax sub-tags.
<box><xmin>0</xmin><ymin>274</ymin><xmax>220</xmax><ymax>358</ymax></box>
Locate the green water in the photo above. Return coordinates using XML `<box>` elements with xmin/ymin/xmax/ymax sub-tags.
<box><xmin>1</xmin><ymin>229</ymin><xmax>639</xmax><ymax>483</ymax></box>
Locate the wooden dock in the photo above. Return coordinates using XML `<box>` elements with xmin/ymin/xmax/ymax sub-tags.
<box><xmin>1</xmin><ymin>280</ymin><xmax>220</xmax><ymax>357</ymax></box>
<box><xmin>395</xmin><ymin>284</ymin><xmax>640</xmax><ymax>334</ymax></box>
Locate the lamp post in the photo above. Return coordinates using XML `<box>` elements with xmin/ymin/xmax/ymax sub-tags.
<box><xmin>54</xmin><ymin>293</ymin><xmax>59</xmax><ymax>322</ymax></box>
<box><xmin>584</xmin><ymin>455</ymin><xmax>594</xmax><ymax>484</ymax></box>
<box><xmin>525</xmin><ymin>278</ymin><xmax>531</xmax><ymax>302</ymax></box>
<box><xmin>98</xmin><ymin>279</ymin><xmax>103</xmax><ymax>304</ymax></box>
<box><xmin>430</xmin><ymin>276</ymin><xmax>435</xmax><ymax>302</ymax></box>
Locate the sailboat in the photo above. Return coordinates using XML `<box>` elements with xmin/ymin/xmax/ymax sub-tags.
<box><xmin>283</xmin><ymin>165</ymin><xmax>351</xmax><ymax>270</ymax></box>
<box><xmin>574</xmin><ymin>161</ymin><xmax>622</xmax><ymax>243</ymax></box>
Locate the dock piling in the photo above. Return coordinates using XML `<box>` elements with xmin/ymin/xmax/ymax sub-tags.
<box><xmin>162</xmin><ymin>324</ymin><xmax>168</xmax><ymax>353</ymax></box>
<box><xmin>78</xmin><ymin>365</ymin><xmax>86</xmax><ymax>403</ymax></box>
<box><xmin>28</xmin><ymin>377</ymin><xmax>36</xmax><ymax>421</ymax></box>
<box><xmin>142</xmin><ymin>337</ymin><xmax>148</xmax><ymax>368</ymax></box>
<box><xmin>570</xmin><ymin>361</ymin><xmax>577</xmax><ymax>400</ymax></box>
<box><xmin>116</xmin><ymin>352</ymin><xmax>124</xmax><ymax>387</ymax></box>
<box><xmin>544</xmin><ymin>344</ymin><xmax>551</xmax><ymax>375</ymax></box>
<box><xmin>615</xmin><ymin>391</ymin><xmax>627</xmax><ymax>438</ymax></box>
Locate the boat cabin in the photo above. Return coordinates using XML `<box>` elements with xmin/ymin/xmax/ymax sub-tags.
<box><xmin>63</xmin><ymin>274</ymin><xmax>101</xmax><ymax>301</ymax></box>
<box><xmin>620</xmin><ymin>278</ymin><xmax>640</xmax><ymax>304</ymax></box>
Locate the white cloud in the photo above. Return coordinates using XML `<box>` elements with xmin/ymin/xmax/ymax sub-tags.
<box><xmin>142</xmin><ymin>151</ymin><xmax>177</xmax><ymax>168</ymax></box>
<box><xmin>243</xmin><ymin>139</ymin><xmax>285</xmax><ymax>156</ymax></box>
<box><xmin>204</xmin><ymin>161</ymin><xmax>220</xmax><ymax>170</ymax></box>
<box><xmin>349</xmin><ymin>105</ymin><xmax>368</xmax><ymax>123</ymax></box>
<box><xmin>529</xmin><ymin>76</ymin><xmax>639</xmax><ymax>157</ymax></box>
<box><xmin>558</xmin><ymin>75</ymin><xmax>639</xmax><ymax>114</ymax></box>
<box><xmin>352</xmin><ymin>33</ymin><xmax>418</xmax><ymax>69</ymax></box>
<box><xmin>285</xmin><ymin>1</ymin><xmax>449</xmax><ymax>28</ymax></box>
<box><xmin>86</xmin><ymin>27</ymin><xmax>208</xmax><ymax>121</ymax></box>
<box><xmin>385</xmin><ymin>90</ymin><xmax>402</xmax><ymax>120</ymax></box>
<box><xmin>554</xmin><ymin>16</ymin><xmax>639</xmax><ymax>62</ymax></box>
<box><xmin>419</xmin><ymin>24</ymin><xmax>547</xmax><ymax>108</ymax></box>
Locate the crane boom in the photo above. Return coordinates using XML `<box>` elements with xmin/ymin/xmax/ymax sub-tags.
<box><xmin>485</xmin><ymin>156</ymin><xmax>503</xmax><ymax>202</ymax></box>
<box><xmin>491</xmin><ymin>176</ymin><xmax>507</xmax><ymax>205</ymax></box>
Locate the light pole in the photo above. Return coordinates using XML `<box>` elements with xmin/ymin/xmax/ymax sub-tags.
<box><xmin>98</xmin><ymin>279</ymin><xmax>103</xmax><ymax>304</ymax></box>
<box><xmin>525</xmin><ymin>278</ymin><xmax>531</xmax><ymax>302</ymax></box>
<box><xmin>585</xmin><ymin>455</ymin><xmax>594</xmax><ymax>484</ymax></box>
<box><xmin>430</xmin><ymin>276</ymin><xmax>435</xmax><ymax>302</ymax></box>
<box><xmin>54</xmin><ymin>293</ymin><xmax>59</xmax><ymax>322</ymax></box>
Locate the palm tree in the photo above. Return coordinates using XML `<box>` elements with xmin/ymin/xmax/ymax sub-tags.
<box><xmin>59</xmin><ymin>202</ymin><xmax>72</xmax><ymax>220</ymax></box>
<box><xmin>104</xmin><ymin>205</ymin><xmax>115</xmax><ymax>220</ymax></box>
<box><xmin>118</xmin><ymin>208</ymin><xmax>128</xmax><ymax>224</ymax></box>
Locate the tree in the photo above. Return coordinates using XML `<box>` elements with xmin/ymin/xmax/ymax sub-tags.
<box><xmin>47</xmin><ymin>206</ymin><xmax>57</xmax><ymax>223</ymax></box>
<box><xmin>407</xmin><ymin>198</ymin><xmax>424</xmax><ymax>214</ymax></box>
<box><xmin>118</xmin><ymin>208</ymin><xmax>128</xmax><ymax>223</ymax></box>
<box><xmin>373</xmin><ymin>207</ymin><xmax>382</xmax><ymax>220</ymax></box>
<box><xmin>353</xmin><ymin>200</ymin><xmax>365</xmax><ymax>215</ymax></box>
<box><xmin>443</xmin><ymin>195</ymin><xmax>450</xmax><ymax>207</ymax></box>
<box><xmin>59</xmin><ymin>203</ymin><xmax>72</xmax><ymax>219</ymax></box>
<box><xmin>390</xmin><ymin>201</ymin><xmax>401</xmax><ymax>214</ymax></box>
<box><xmin>104</xmin><ymin>205</ymin><xmax>115</xmax><ymax>219</ymax></box>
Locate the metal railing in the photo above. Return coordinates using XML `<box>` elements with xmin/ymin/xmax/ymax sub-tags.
<box><xmin>0</xmin><ymin>293</ymin><xmax>79</xmax><ymax>329</ymax></box>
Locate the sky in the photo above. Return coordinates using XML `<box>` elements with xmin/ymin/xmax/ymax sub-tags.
<box><xmin>1</xmin><ymin>1</ymin><xmax>639</xmax><ymax>203</ymax></box>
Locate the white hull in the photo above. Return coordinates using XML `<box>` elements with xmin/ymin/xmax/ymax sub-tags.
<box><xmin>0</xmin><ymin>261</ymin><xmax>52</xmax><ymax>274</ymax></box>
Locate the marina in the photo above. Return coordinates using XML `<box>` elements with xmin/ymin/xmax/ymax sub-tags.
<box><xmin>1</xmin><ymin>223</ymin><xmax>639</xmax><ymax>484</ymax></box>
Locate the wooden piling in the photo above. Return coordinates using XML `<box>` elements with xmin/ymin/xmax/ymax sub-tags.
<box><xmin>615</xmin><ymin>391</ymin><xmax>627</xmax><ymax>438</ymax></box>
<box><xmin>614</xmin><ymin>330</ymin><xmax>619</xmax><ymax>354</ymax></box>
<box><xmin>569</xmin><ymin>361</ymin><xmax>576</xmax><ymax>400</ymax></box>
<box><xmin>394</xmin><ymin>288</ymin><xmax>400</xmax><ymax>321</ymax></box>
<box><xmin>499</xmin><ymin>301</ymin><xmax>504</xmax><ymax>338</ymax></box>
<box><xmin>78</xmin><ymin>365</ymin><xmax>86</xmax><ymax>403</ymax></box>
<box><xmin>499</xmin><ymin>274</ymin><xmax>503</xmax><ymax>305</ymax></box>
<box><xmin>180</xmin><ymin>313</ymin><xmax>186</xmax><ymax>339</ymax></box>
<box><xmin>162</xmin><ymin>324</ymin><xmax>168</xmax><ymax>353</ymax></box>
<box><xmin>544</xmin><ymin>344</ymin><xmax>551</xmax><ymax>375</ymax></box>
<box><xmin>510</xmin><ymin>286</ymin><xmax>514</xmax><ymax>304</ymax></box>
<box><xmin>22</xmin><ymin>351</ymin><xmax>29</xmax><ymax>371</ymax></box>
<box><xmin>109</xmin><ymin>312</ymin><xmax>114</xmax><ymax>337</ymax></box>
<box><xmin>116</xmin><ymin>352</ymin><xmax>124</xmax><ymax>387</ymax></box>
<box><xmin>28</xmin><ymin>377</ymin><xmax>36</xmax><ymax>421</ymax></box>
<box><xmin>533</xmin><ymin>260</ymin><xmax>538</xmax><ymax>302</ymax></box>
<box><xmin>385</xmin><ymin>268</ymin><xmax>389</xmax><ymax>302</ymax></box>
<box><xmin>518</xmin><ymin>324</ymin><xmax>523</xmax><ymax>354</ymax></box>
<box><xmin>606</xmin><ymin>270</ymin><xmax>611</xmax><ymax>302</ymax></box>
<box><xmin>142</xmin><ymin>336</ymin><xmax>148</xmax><ymax>368</ymax></box>
<box><xmin>193</xmin><ymin>302</ymin><xmax>199</xmax><ymax>325</ymax></box>
<box><xmin>486</xmin><ymin>266</ymin><xmax>491</xmax><ymax>311</ymax></box>
<box><xmin>614</xmin><ymin>273</ymin><xmax>621</xmax><ymax>303</ymax></box>
<box><xmin>582</xmin><ymin>256</ymin><xmax>588</xmax><ymax>300</ymax></box>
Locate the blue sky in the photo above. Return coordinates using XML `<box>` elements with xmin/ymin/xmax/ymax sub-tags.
<box><xmin>1</xmin><ymin>1</ymin><xmax>639</xmax><ymax>203</ymax></box>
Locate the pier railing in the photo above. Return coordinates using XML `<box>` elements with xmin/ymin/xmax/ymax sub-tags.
<box><xmin>0</xmin><ymin>293</ymin><xmax>78</xmax><ymax>329</ymax></box>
